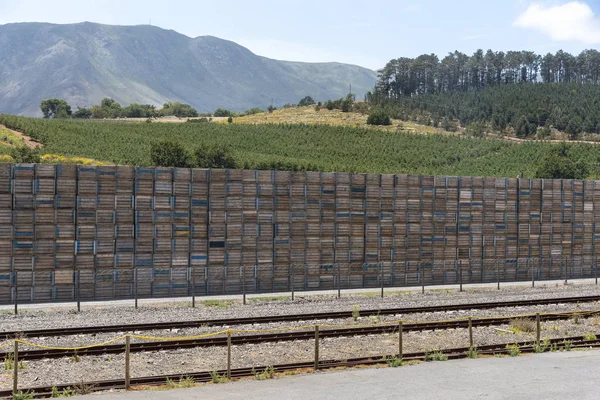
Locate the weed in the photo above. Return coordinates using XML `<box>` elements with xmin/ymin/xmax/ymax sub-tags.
<box><xmin>563</xmin><ymin>340</ymin><xmax>573</xmax><ymax>351</ymax></box>
<box><xmin>254</xmin><ymin>366</ymin><xmax>276</xmax><ymax>380</ymax></box>
<box><xmin>432</xmin><ymin>350</ymin><xmax>448</xmax><ymax>361</ymax></box>
<box><xmin>584</xmin><ymin>333</ymin><xmax>597</xmax><ymax>341</ymax></box>
<box><xmin>4</xmin><ymin>353</ymin><xmax>14</xmax><ymax>370</ymax></box>
<box><xmin>51</xmin><ymin>386</ymin><xmax>77</xmax><ymax>398</ymax></box>
<box><xmin>506</xmin><ymin>344</ymin><xmax>521</xmax><ymax>357</ymax></box>
<box><xmin>423</xmin><ymin>350</ymin><xmax>432</xmax><ymax>361</ymax></box>
<box><xmin>165</xmin><ymin>378</ymin><xmax>177</xmax><ymax>389</ymax></box>
<box><xmin>12</xmin><ymin>391</ymin><xmax>34</xmax><ymax>400</ymax></box>
<box><xmin>249</xmin><ymin>296</ymin><xmax>288</xmax><ymax>302</ymax></box>
<box><xmin>571</xmin><ymin>314</ymin><xmax>582</xmax><ymax>325</ymax></box>
<box><xmin>202</xmin><ymin>300</ymin><xmax>235</xmax><ymax>309</ymax></box>
<box><xmin>4</xmin><ymin>353</ymin><xmax>25</xmax><ymax>371</ymax></box>
<box><xmin>385</xmin><ymin>356</ymin><xmax>404</xmax><ymax>368</ymax></box>
<box><xmin>509</xmin><ymin>318</ymin><xmax>536</xmax><ymax>334</ymax></box>
<box><xmin>534</xmin><ymin>339</ymin><xmax>551</xmax><ymax>353</ymax></box>
<box><xmin>466</xmin><ymin>347</ymin><xmax>478</xmax><ymax>359</ymax></box>
<box><xmin>352</xmin><ymin>305</ymin><xmax>360</xmax><ymax>321</ymax></box>
<box><xmin>70</xmin><ymin>353</ymin><xmax>80</xmax><ymax>363</ymax></box>
<box><xmin>73</xmin><ymin>381</ymin><xmax>97</xmax><ymax>395</ymax></box>
<box><xmin>178</xmin><ymin>376</ymin><xmax>195</xmax><ymax>388</ymax></box>
<box><xmin>210</xmin><ymin>369</ymin><xmax>230</xmax><ymax>384</ymax></box>
<box><xmin>424</xmin><ymin>350</ymin><xmax>447</xmax><ymax>362</ymax></box>
<box><xmin>368</xmin><ymin>314</ymin><xmax>381</xmax><ymax>324</ymax></box>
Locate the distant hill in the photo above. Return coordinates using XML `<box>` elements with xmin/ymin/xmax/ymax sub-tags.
<box><xmin>0</xmin><ymin>22</ymin><xmax>377</xmax><ymax>116</ymax></box>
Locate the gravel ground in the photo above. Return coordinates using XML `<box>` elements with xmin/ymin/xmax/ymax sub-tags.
<box><xmin>5</xmin><ymin>302</ymin><xmax>600</xmax><ymax>351</ymax></box>
<box><xmin>1</xmin><ymin>282</ymin><xmax>600</xmax><ymax>390</ymax></box>
<box><xmin>1</xmin><ymin>282</ymin><xmax>600</xmax><ymax>333</ymax></box>
<box><xmin>5</xmin><ymin>318</ymin><xmax>600</xmax><ymax>390</ymax></box>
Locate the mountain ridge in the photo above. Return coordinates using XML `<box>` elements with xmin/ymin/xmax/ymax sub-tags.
<box><xmin>0</xmin><ymin>22</ymin><xmax>377</xmax><ymax>116</ymax></box>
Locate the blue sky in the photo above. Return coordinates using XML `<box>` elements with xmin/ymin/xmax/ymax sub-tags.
<box><xmin>1</xmin><ymin>0</ymin><xmax>599</xmax><ymax>70</ymax></box>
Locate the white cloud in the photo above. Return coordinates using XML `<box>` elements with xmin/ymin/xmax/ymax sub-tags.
<box><xmin>463</xmin><ymin>34</ymin><xmax>488</xmax><ymax>41</ymax></box>
<box><xmin>514</xmin><ymin>1</ymin><xmax>600</xmax><ymax>43</ymax></box>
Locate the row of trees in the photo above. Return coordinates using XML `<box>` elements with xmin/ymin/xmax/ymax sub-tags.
<box><xmin>373</xmin><ymin>49</ymin><xmax>600</xmax><ymax>100</ymax></box>
<box><xmin>41</xmin><ymin>98</ymin><xmax>200</xmax><ymax>119</ymax></box>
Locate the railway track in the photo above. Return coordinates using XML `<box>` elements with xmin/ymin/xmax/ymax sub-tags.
<box><xmin>3</xmin><ymin>309</ymin><xmax>599</xmax><ymax>362</ymax></box>
<box><xmin>3</xmin><ymin>334</ymin><xmax>599</xmax><ymax>399</ymax></box>
<box><xmin>2</xmin><ymin>294</ymin><xmax>600</xmax><ymax>341</ymax></box>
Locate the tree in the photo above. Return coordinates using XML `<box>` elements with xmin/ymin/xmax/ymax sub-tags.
<box><xmin>366</xmin><ymin>109</ymin><xmax>392</xmax><ymax>126</ymax></box>
<box><xmin>535</xmin><ymin>143</ymin><xmax>588</xmax><ymax>179</ymax></box>
<box><xmin>194</xmin><ymin>144</ymin><xmax>237</xmax><ymax>168</ymax></box>
<box><xmin>40</xmin><ymin>99</ymin><xmax>72</xmax><ymax>119</ymax></box>
<box><xmin>227</xmin><ymin>116</ymin><xmax>233</xmax><ymax>124</ymax></box>
<box><xmin>160</xmin><ymin>102</ymin><xmax>198</xmax><ymax>118</ymax></box>
<box><xmin>465</xmin><ymin>122</ymin><xmax>485</xmax><ymax>138</ymax></box>
<box><xmin>267</xmin><ymin>105</ymin><xmax>276</xmax><ymax>113</ymax></box>
<box><xmin>150</xmin><ymin>140</ymin><xmax>191</xmax><ymax>167</ymax></box>
<box><xmin>341</xmin><ymin>94</ymin><xmax>355</xmax><ymax>112</ymax></box>
<box><xmin>90</xmin><ymin>105</ymin><xmax>107</xmax><ymax>119</ymax></box>
<box><xmin>122</xmin><ymin>103</ymin><xmax>158</xmax><ymax>118</ymax></box>
<box><xmin>214</xmin><ymin>108</ymin><xmax>232</xmax><ymax>117</ymax></box>
<box><xmin>100</xmin><ymin>98</ymin><xmax>123</xmax><ymax>118</ymax></box>
<box><xmin>72</xmin><ymin>107</ymin><xmax>92</xmax><ymax>119</ymax></box>
<box><xmin>298</xmin><ymin>96</ymin><xmax>316</xmax><ymax>107</ymax></box>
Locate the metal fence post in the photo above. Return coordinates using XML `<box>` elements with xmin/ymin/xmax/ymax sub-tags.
<box><xmin>314</xmin><ymin>325</ymin><xmax>319</xmax><ymax>371</ymax></box>
<box><xmin>191</xmin><ymin>267</ymin><xmax>196</xmax><ymax>308</ymax></box>
<box><xmin>134</xmin><ymin>266</ymin><xmax>138</xmax><ymax>309</ymax></box>
<box><xmin>531</xmin><ymin>259</ymin><xmax>535</xmax><ymax>288</ymax></box>
<box><xmin>421</xmin><ymin>263</ymin><xmax>425</xmax><ymax>295</ymax></box>
<box><xmin>242</xmin><ymin>266</ymin><xmax>246</xmax><ymax>305</ymax></box>
<box><xmin>497</xmin><ymin>259</ymin><xmax>500</xmax><ymax>290</ymax></box>
<box><xmin>380</xmin><ymin>263</ymin><xmax>384</xmax><ymax>298</ymax></box>
<box><xmin>337</xmin><ymin>263</ymin><xmax>341</xmax><ymax>299</ymax></box>
<box><xmin>76</xmin><ymin>269</ymin><xmax>81</xmax><ymax>313</ymax></box>
<box><xmin>459</xmin><ymin>262</ymin><xmax>463</xmax><ymax>292</ymax></box>
<box><xmin>14</xmin><ymin>271</ymin><xmax>18</xmax><ymax>316</ymax></box>
<box><xmin>596</xmin><ymin>256</ymin><xmax>598</xmax><ymax>285</ymax></box>
<box><xmin>291</xmin><ymin>265</ymin><xmax>295</xmax><ymax>301</ymax></box>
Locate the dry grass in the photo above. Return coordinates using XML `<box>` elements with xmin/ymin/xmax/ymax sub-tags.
<box><xmin>509</xmin><ymin>318</ymin><xmax>537</xmax><ymax>333</ymax></box>
<box><xmin>224</xmin><ymin>106</ymin><xmax>444</xmax><ymax>136</ymax></box>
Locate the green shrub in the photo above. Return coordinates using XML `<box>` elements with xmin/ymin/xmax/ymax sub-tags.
<box><xmin>150</xmin><ymin>140</ymin><xmax>191</xmax><ymax>167</ymax></box>
<box><xmin>194</xmin><ymin>144</ymin><xmax>236</xmax><ymax>169</ymax></box>
<box><xmin>10</xmin><ymin>146</ymin><xmax>41</xmax><ymax>163</ymax></box>
<box><xmin>367</xmin><ymin>110</ymin><xmax>392</xmax><ymax>126</ymax></box>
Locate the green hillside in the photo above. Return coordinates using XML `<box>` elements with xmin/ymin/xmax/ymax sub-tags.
<box><xmin>3</xmin><ymin>114</ymin><xmax>600</xmax><ymax>178</ymax></box>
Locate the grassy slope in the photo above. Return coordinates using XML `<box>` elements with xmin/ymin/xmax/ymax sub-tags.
<box><xmin>1</xmin><ymin>110</ymin><xmax>600</xmax><ymax>178</ymax></box>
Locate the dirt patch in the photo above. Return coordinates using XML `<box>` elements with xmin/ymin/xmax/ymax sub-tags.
<box><xmin>0</xmin><ymin>124</ymin><xmax>42</xmax><ymax>149</ymax></box>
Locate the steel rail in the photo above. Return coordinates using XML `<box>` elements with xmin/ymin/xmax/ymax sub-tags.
<box><xmin>3</xmin><ymin>334</ymin><xmax>599</xmax><ymax>399</ymax></box>
<box><xmin>2</xmin><ymin>309</ymin><xmax>599</xmax><ymax>362</ymax></box>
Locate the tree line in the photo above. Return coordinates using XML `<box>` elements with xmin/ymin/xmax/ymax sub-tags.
<box><xmin>41</xmin><ymin>98</ymin><xmax>200</xmax><ymax>119</ymax></box>
<box><xmin>373</xmin><ymin>49</ymin><xmax>600</xmax><ymax>100</ymax></box>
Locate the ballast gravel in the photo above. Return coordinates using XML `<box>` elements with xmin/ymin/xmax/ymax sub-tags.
<box><xmin>0</xmin><ymin>281</ymin><xmax>599</xmax><ymax>390</ymax></box>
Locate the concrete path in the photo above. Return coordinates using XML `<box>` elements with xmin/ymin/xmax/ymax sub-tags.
<box><xmin>74</xmin><ymin>350</ymin><xmax>600</xmax><ymax>400</ymax></box>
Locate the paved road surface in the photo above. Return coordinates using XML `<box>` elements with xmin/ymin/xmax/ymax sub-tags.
<box><xmin>73</xmin><ymin>350</ymin><xmax>600</xmax><ymax>400</ymax></box>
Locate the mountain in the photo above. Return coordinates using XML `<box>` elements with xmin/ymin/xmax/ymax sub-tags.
<box><xmin>0</xmin><ymin>22</ymin><xmax>377</xmax><ymax>116</ymax></box>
